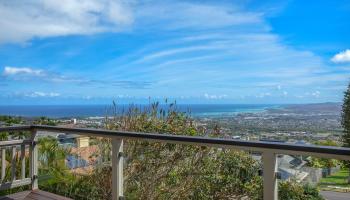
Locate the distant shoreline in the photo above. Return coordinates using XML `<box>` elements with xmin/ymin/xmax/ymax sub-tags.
<box><xmin>0</xmin><ymin>103</ymin><xmax>341</xmax><ymax>119</ymax></box>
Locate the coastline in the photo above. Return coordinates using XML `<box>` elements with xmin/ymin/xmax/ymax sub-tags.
<box><xmin>0</xmin><ymin>104</ymin><xmax>283</xmax><ymax>118</ymax></box>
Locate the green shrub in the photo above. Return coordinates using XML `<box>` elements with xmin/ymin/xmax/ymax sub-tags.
<box><xmin>39</xmin><ymin>101</ymin><xmax>323</xmax><ymax>200</ymax></box>
<box><xmin>279</xmin><ymin>181</ymin><xmax>323</xmax><ymax>200</ymax></box>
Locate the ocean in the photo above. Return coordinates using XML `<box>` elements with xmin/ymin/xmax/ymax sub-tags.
<box><xmin>0</xmin><ymin>104</ymin><xmax>281</xmax><ymax>118</ymax></box>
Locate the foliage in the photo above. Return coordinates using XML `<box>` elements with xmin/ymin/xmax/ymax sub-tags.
<box><xmin>0</xmin><ymin>115</ymin><xmax>30</xmax><ymax>140</ymax></box>
<box><xmin>189</xmin><ymin>150</ymin><xmax>262</xmax><ymax>200</ymax></box>
<box><xmin>341</xmin><ymin>83</ymin><xmax>350</xmax><ymax>183</ymax></box>
<box><xmin>33</xmin><ymin>101</ymin><xmax>323</xmax><ymax>200</ymax></box>
<box><xmin>308</xmin><ymin>140</ymin><xmax>339</xmax><ymax>169</ymax></box>
<box><xmin>279</xmin><ymin>181</ymin><xmax>323</xmax><ymax>200</ymax></box>
<box><xmin>40</xmin><ymin>170</ymin><xmax>103</xmax><ymax>200</ymax></box>
<box><xmin>319</xmin><ymin>168</ymin><xmax>350</xmax><ymax>189</ymax></box>
<box><xmin>74</xmin><ymin>101</ymin><xmax>320</xmax><ymax>200</ymax></box>
<box><xmin>342</xmin><ymin>82</ymin><xmax>350</xmax><ymax>147</ymax></box>
<box><xmin>34</xmin><ymin>117</ymin><xmax>57</xmax><ymax>126</ymax></box>
<box><xmin>102</xmin><ymin>102</ymin><xmax>261</xmax><ymax>199</ymax></box>
<box><xmin>0</xmin><ymin>132</ymin><xmax>9</xmax><ymax>141</ymax></box>
<box><xmin>0</xmin><ymin>116</ymin><xmax>23</xmax><ymax>125</ymax></box>
<box><xmin>38</xmin><ymin>137</ymin><xmax>70</xmax><ymax>174</ymax></box>
<box><xmin>0</xmin><ymin>115</ymin><xmax>27</xmax><ymax>140</ymax></box>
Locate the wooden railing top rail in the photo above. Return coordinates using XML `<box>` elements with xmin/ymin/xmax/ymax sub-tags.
<box><xmin>0</xmin><ymin>139</ymin><xmax>32</xmax><ymax>147</ymax></box>
<box><xmin>0</xmin><ymin>125</ymin><xmax>32</xmax><ymax>132</ymax></box>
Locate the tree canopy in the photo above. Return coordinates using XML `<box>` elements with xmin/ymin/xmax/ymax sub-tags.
<box><xmin>342</xmin><ymin>82</ymin><xmax>350</xmax><ymax>147</ymax></box>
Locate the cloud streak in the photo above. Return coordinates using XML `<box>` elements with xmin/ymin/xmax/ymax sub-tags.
<box><xmin>2</xmin><ymin>66</ymin><xmax>81</xmax><ymax>82</ymax></box>
<box><xmin>24</xmin><ymin>91</ymin><xmax>61</xmax><ymax>98</ymax></box>
<box><xmin>2</xmin><ymin>66</ymin><xmax>153</xmax><ymax>89</ymax></box>
<box><xmin>3</xmin><ymin>66</ymin><xmax>44</xmax><ymax>76</ymax></box>
<box><xmin>136</xmin><ymin>1</ymin><xmax>263</xmax><ymax>30</ymax></box>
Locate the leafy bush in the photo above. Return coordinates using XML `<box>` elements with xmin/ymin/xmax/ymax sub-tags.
<box><xmin>279</xmin><ymin>181</ymin><xmax>323</xmax><ymax>200</ymax></box>
<box><xmin>40</xmin><ymin>101</ymin><xmax>323</xmax><ymax>200</ymax></box>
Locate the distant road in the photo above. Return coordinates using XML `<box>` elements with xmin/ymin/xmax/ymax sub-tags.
<box><xmin>320</xmin><ymin>191</ymin><xmax>350</xmax><ymax>200</ymax></box>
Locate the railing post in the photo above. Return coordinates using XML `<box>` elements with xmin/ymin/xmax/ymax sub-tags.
<box><xmin>11</xmin><ymin>146</ymin><xmax>16</xmax><ymax>181</ymax></box>
<box><xmin>21</xmin><ymin>144</ymin><xmax>26</xmax><ymax>179</ymax></box>
<box><xmin>1</xmin><ymin>148</ymin><xmax>5</xmax><ymax>181</ymax></box>
<box><xmin>29</xmin><ymin>129</ymin><xmax>38</xmax><ymax>190</ymax></box>
<box><xmin>112</xmin><ymin>138</ymin><xmax>124</xmax><ymax>200</ymax></box>
<box><xmin>262</xmin><ymin>151</ymin><xmax>278</xmax><ymax>200</ymax></box>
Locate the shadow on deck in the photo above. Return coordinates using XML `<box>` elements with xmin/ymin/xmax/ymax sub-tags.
<box><xmin>0</xmin><ymin>190</ymin><xmax>72</xmax><ymax>200</ymax></box>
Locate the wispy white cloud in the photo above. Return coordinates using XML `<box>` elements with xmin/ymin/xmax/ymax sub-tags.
<box><xmin>0</xmin><ymin>0</ymin><xmax>134</xmax><ymax>44</ymax></box>
<box><xmin>2</xmin><ymin>66</ymin><xmax>153</xmax><ymax>89</ymax></box>
<box><xmin>256</xmin><ymin>92</ymin><xmax>271</xmax><ymax>98</ymax></box>
<box><xmin>3</xmin><ymin>66</ymin><xmax>44</xmax><ymax>76</ymax></box>
<box><xmin>0</xmin><ymin>0</ymin><xmax>265</xmax><ymax>44</ymax></box>
<box><xmin>204</xmin><ymin>93</ymin><xmax>228</xmax><ymax>99</ymax></box>
<box><xmin>2</xmin><ymin>66</ymin><xmax>80</xmax><ymax>82</ymax></box>
<box><xmin>331</xmin><ymin>49</ymin><xmax>350</xmax><ymax>63</ymax></box>
<box><xmin>24</xmin><ymin>91</ymin><xmax>61</xmax><ymax>98</ymax></box>
<box><xmin>138</xmin><ymin>44</ymin><xmax>226</xmax><ymax>63</ymax></box>
<box><xmin>136</xmin><ymin>2</ymin><xmax>263</xmax><ymax>30</ymax></box>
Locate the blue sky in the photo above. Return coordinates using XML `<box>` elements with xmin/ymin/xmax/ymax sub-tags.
<box><xmin>0</xmin><ymin>0</ymin><xmax>349</xmax><ymax>105</ymax></box>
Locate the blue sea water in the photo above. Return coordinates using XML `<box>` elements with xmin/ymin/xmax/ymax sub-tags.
<box><xmin>0</xmin><ymin>104</ymin><xmax>280</xmax><ymax>118</ymax></box>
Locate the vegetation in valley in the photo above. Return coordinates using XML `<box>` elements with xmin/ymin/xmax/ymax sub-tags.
<box><xmin>0</xmin><ymin>116</ymin><xmax>25</xmax><ymax>140</ymax></box>
<box><xmin>33</xmin><ymin>117</ymin><xmax>57</xmax><ymax>126</ymax></box>
<box><xmin>0</xmin><ymin>116</ymin><xmax>23</xmax><ymax>125</ymax></box>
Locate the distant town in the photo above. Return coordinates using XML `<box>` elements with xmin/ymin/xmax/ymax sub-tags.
<box><xmin>1</xmin><ymin>103</ymin><xmax>342</xmax><ymax>146</ymax></box>
<box><xmin>197</xmin><ymin>103</ymin><xmax>343</xmax><ymax>144</ymax></box>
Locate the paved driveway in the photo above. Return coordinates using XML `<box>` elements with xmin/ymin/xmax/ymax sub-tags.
<box><xmin>320</xmin><ymin>191</ymin><xmax>350</xmax><ymax>200</ymax></box>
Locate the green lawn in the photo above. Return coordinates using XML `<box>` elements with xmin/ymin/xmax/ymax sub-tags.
<box><xmin>319</xmin><ymin>169</ymin><xmax>350</xmax><ymax>191</ymax></box>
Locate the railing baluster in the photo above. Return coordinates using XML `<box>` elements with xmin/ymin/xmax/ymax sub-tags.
<box><xmin>21</xmin><ymin>144</ymin><xmax>25</xmax><ymax>179</ymax></box>
<box><xmin>1</xmin><ymin>148</ymin><xmax>5</xmax><ymax>181</ymax></box>
<box><xmin>11</xmin><ymin>146</ymin><xmax>16</xmax><ymax>181</ymax></box>
<box><xmin>112</xmin><ymin>138</ymin><xmax>124</xmax><ymax>200</ymax></box>
<box><xmin>29</xmin><ymin>130</ymin><xmax>38</xmax><ymax>190</ymax></box>
<box><xmin>262</xmin><ymin>151</ymin><xmax>278</xmax><ymax>200</ymax></box>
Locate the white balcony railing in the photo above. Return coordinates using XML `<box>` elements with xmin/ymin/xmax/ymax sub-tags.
<box><xmin>1</xmin><ymin>125</ymin><xmax>350</xmax><ymax>200</ymax></box>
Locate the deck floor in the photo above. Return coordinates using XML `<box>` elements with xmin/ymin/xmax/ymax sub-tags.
<box><xmin>0</xmin><ymin>190</ymin><xmax>72</xmax><ymax>200</ymax></box>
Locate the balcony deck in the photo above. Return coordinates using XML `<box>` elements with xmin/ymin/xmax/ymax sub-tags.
<box><xmin>0</xmin><ymin>190</ymin><xmax>72</xmax><ymax>200</ymax></box>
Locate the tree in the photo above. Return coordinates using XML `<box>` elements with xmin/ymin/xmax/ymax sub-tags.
<box><xmin>38</xmin><ymin>137</ymin><xmax>69</xmax><ymax>174</ymax></box>
<box><xmin>341</xmin><ymin>82</ymin><xmax>350</xmax><ymax>183</ymax></box>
